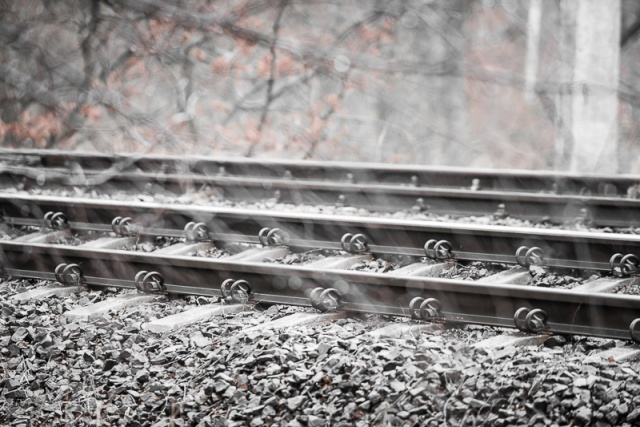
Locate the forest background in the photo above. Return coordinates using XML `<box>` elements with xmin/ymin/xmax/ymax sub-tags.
<box><xmin>1</xmin><ymin>0</ymin><xmax>640</xmax><ymax>173</ymax></box>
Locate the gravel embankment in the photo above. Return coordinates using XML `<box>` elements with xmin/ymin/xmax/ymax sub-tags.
<box><xmin>2</xmin><ymin>279</ymin><xmax>640</xmax><ymax>426</ymax></box>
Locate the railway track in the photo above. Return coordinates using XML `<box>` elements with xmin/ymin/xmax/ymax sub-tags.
<box><xmin>2</xmin><ymin>149</ymin><xmax>640</xmax><ymax>227</ymax></box>
<box><xmin>3</xmin><ymin>239</ymin><xmax>640</xmax><ymax>341</ymax></box>
<box><xmin>1</xmin><ymin>192</ymin><xmax>640</xmax><ymax>342</ymax></box>
<box><xmin>3</xmin><ymin>148</ymin><xmax>640</xmax><ymax>196</ymax></box>
<box><xmin>3</xmin><ymin>193</ymin><xmax>640</xmax><ymax>271</ymax></box>
<box><xmin>4</xmin><ymin>153</ymin><xmax>640</xmax><ymax>426</ymax></box>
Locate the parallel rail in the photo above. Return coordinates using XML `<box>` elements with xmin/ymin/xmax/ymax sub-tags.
<box><xmin>2</xmin><ymin>194</ymin><xmax>640</xmax><ymax>272</ymax></box>
<box><xmin>2</xmin><ymin>149</ymin><xmax>639</xmax><ymax>196</ymax></box>
<box><xmin>2</xmin><ymin>151</ymin><xmax>640</xmax><ymax>341</ymax></box>
<box><xmin>2</xmin><ymin>150</ymin><xmax>640</xmax><ymax>227</ymax></box>
<box><xmin>3</xmin><ymin>241</ymin><xmax>640</xmax><ymax>342</ymax></box>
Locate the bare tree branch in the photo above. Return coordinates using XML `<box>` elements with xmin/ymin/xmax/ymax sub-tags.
<box><xmin>246</xmin><ymin>0</ymin><xmax>289</xmax><ymax>157</ymax></box>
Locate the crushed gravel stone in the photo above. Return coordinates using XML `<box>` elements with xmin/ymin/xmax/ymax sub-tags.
<box><xmin>2</xmin><ymin>278</ymin><xmax>640</xmax><ymax>426</ymax></box>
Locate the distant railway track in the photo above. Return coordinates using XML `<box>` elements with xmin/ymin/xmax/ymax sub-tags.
<box><xmin>2</xmin><ymin>149</ymin><xmax>640</xmax><ymax>227</ymax></box>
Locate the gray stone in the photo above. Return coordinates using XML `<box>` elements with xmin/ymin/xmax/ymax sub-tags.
<box><xmin>265</xmin><ymin>364</ymin><xmax>281</xmax><ymax>375</ymax></box>
<box><xmin>389</xmin><ymin>380</ymin><xmax>406</xmax><ymax>393</ymax></box>
<box><xmin>223</xmin><ymin>386</ymin><xmax>237</xmax><ymax>398</ymax></box>
<box><xmin>287</xmin><ymin>395</ymin><xmax>306</xmax><ymax>411</ymax></box>
<box><xmin>602</xmin><ymin>387</ymin><xmax>618</xmax><ymax>403</ymax></box>
<box><xmin>11</xmin><ymin>327</ymin><xmax>29</xmax><ymax>343</ymax></box>
<box><xmin>397</xmin><ymin>411</ymin><xmax>410</xmax><ymax>419</ymax></box>
<box><xmin>358</xmin><ymin>400</ymin><xmax>371</xmax><ymax>410</ymax></box>
<box><xmin>575</xmin><ymin>407</ymin><xmax>592</xmax><ymax>424</ymax></box>
<box><xmin>190</xmin><ymin>331</ymin><xmax>210</xmax><ymax>348</ymax></box>
<box><xmin>605</xmin><ymin>409</ymin><xmax>619</xmax><ymax>425</ymax></box>
<box><xmin>618</xmin><ymin>403</ymin><xmax>629</xmax><ymax>415</ymax></box>
<box><xmin>629</xmin><ymin>408</ymin><xmax>640</xmax><ymax>423</ymax></box>
<box><xmin>368</xmin><ymin>390</ymin><xmax>381</xmax><ymax>404</ymax></box>
<box><xmin>307</xmin><ymin>415</ymin><xmax>324</xmax><ymax>427</ymax></box>
<box><xmin>5</xmin><ymin>388</ymin><xmax>27</xmax><ymax>399</ymax></box>
<box><xmin>2</xmin><ymin>378</ymin><xmax>20</xmax><ymax>390</ymax></box>
<box><xmin>544</xmin><ymin>335</ymin><xmax>567</xmax><ymax>348</ymax></box>
<box><xmin>290</xmin><ymin>370</ymin><xmax>311</xmax><ymax>382</ymax></box>
<box><xmin>262</xmin><ymin>406</ymin><xmax>276</xmax><ymax>418</ymax></box>
<box><xmin>135</xmin><ymin>369</ymin><xmax>149</xmax><ymax>383</ymax></box>
<box><xmin>103</xmin><ymin>359</ymin><xmax>118</xmax><ymax>371</ymax></box>
<box><xmin>409</xmin><ymin>406</ymin><xmax>429</xmax><ymax>416</ymax></box>
<box><xmin>466</xmin><ymin>398</ymin><xmax>488</xmax><ymax>409</ymax></box>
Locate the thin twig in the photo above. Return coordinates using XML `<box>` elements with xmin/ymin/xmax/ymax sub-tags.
<box><xmin>246</xmin><ymin>0</ymin><xmax>289</xmax><ymax>157</ymax></box>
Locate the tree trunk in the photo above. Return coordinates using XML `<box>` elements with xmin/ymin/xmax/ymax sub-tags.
<box><xmin>420</xmin><ymin>0</ymin><xmax>470</xmax><ymax>166</ymax></box>
<box><xmin>0</xmin><ymin>48</ymin><xmax>22</xmax><ymax>147</ymax></box>
<box><xmin>555</xmin><ymin>0</ymin><xmax>621</xmax><ymax>173</ymax></box>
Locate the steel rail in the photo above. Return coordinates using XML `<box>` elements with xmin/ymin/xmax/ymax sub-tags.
<box><xmin>1</xmin><ymin>194</ymin><xmax>640</xmax><ymax>272</ymax></box>
<box><xmin>3</xmin><ymin>165</ymin><xmax>640</xmax><ymax>227</ymax></box>
<box><xmin>3</xmin><ymin>149</ymin><xmax>640</xmax><ymax>196</ymax></box>
<box><xmin>3</xmin><ymin>241</ymin><xmax>640</xmax><ymax>342</ymax></box>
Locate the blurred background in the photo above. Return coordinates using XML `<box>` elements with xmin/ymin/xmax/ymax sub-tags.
<box><xmin>1</xmin><ymin>0</ymin><xmax>640</xmax><ymax>173</ymax></box>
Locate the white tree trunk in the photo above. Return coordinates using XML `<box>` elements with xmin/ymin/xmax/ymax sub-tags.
<box><xmin>555</xmin><ymin>0</ymin><xmax>621</xmax><ymax>173</ymax></box>
<box><xmin>524</xmin><ymin>0</ymin><xmax>542</xmax><ymax>102</ymax></box>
